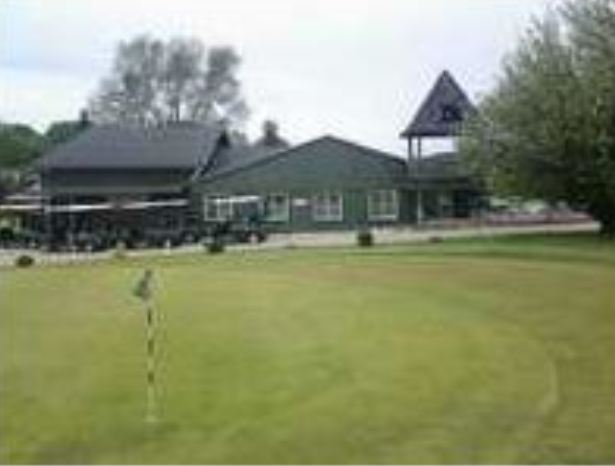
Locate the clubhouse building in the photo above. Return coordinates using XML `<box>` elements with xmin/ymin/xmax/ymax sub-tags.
<box><xmin>4</xmin><ymin>71</ymin><xmax>482</xmax><ymax>246</ymax></box>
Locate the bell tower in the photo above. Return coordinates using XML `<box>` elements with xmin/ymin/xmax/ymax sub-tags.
<box><xmin>400</xmin><ymin>71</ymin><xmax>475</xmax><ymax>224</ymax></box>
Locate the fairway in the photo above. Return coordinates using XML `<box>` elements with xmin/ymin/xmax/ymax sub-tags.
<box><xmin>1</xmin><ymin>235</ymin><xmax>614</xmax><ymax>464</ymax></box>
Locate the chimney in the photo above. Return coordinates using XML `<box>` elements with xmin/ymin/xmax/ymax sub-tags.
<box><xmin>262</xmin><ymin>120</ymin><xmax>279</xmax><ymax>145</ymax></box>
<box><xmin>79</xmin><ymin>109</ymin><xmax>90</xmax><ymax>128</ymax></box>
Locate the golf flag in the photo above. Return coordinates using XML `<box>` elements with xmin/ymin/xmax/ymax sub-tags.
<box><xmin>133</xmin><ymin>269</ymin><xmax>154</xmax><ymax>301</ymax></box>
<box><xmin>132</xmin><ymin>268</ymin><xmax>158</xmax><ymax>423</ymax></box>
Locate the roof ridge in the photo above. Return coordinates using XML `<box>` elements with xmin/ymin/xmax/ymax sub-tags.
<box><xmin>200</xmin><ymin>135</ymin><xmax>405</xmax><ymax>182</ymax></box>
<box><xmin>320</xmin><ymin>134</ymin><xmax>404</xmax><ymax>163</ymax></box>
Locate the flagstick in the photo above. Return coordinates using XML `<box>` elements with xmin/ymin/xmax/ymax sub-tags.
<box><xmin>145</xmin><ymin>296</ymin><xmax>158</xmax><ymax>424</ymax></box>
<box><xmin>133</xmin><ymin>268</ymin><xmax>159</xmax><ymax>424</ymax></box>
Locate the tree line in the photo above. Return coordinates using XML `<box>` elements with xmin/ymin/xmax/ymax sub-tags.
<box><xmin>0</xmin><ymin>120</ymin><xmax>89</xmax><ymax>198</ymax></box>
<box><xmin>461</xmin><ymin>0</ymin><xmax>615</xmax><ymax>235</ymax></box>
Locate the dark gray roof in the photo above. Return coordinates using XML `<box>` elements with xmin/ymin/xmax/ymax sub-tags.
<box><xmin>204</xmin><ymin>142</ymin><xmax>289</xmax><ymax>177</ymax></box>
<box><xmin>203</xmin><ymin>135</ymin><xmax>407</xmax><ymax>180</ymax></box>
<box><xmin>189</xmin><ymin>137</ymin><xmax>288</xmax><ymax>183</ymax></box>
<box><xmin>198</xmin><ymin>135</ymin><xmax>409</xmax><ymax>191</ymax></box>
<box><xmin>401</xmin><ymin>71</ymin><xmax>476</xmax><ymax>138</ymax></box>
<box><xmin>40</xmin><ymin>122</ymin><xmax>225</xmax><ymax>170</ymax></box>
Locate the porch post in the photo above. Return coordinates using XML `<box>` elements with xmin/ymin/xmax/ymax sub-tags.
<box><xmin>69</xmin><ymin>195</ymin><xmax>76</xmax><ymax>252</ymax></box>
<box><xmin>416</xmin><ymin>137</ymin><xmax>424</xmax><ymax>226</ymax></box>
<box><xmin>45</xmin><ymin>195</ymin><xmax>52</xmax><ymax>251</ymax></box>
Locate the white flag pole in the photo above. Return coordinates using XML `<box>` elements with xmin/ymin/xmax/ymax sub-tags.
<box><xmin>145</xmin><ymin>294</ymin><xmax>158</xmax><ymax>424</ymax></box>
<box><xmin>134</xmin><ymin>269</ymin><xmax>158</xmax><ymax>424</ymax></box>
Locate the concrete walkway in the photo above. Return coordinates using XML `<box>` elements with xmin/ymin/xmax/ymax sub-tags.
<box><xmin>262</xmin><ymin>221</ymin><xmax>599</xmax><ymax>248</ymax></box>
<box><xmin>0</xmin><ymin>221</ymin><xmax>599</xmax><ymax>268</ymax></box>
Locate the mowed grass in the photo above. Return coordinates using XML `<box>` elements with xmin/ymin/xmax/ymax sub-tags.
<box><xmin>1</xmin><ymin>234</ymin><xmax>614</xmax><ymax>464</ymax></box>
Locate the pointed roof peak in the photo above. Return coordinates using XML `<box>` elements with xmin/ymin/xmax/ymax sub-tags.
<box><xmin>401</xmin><ymin>70</ymin><xmax>476</xmax><ymax>139</ymax></box>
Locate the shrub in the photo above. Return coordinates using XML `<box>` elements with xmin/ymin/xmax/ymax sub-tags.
<box><xmin>357</xmin><ymin>229</ymin><xmax>374</xmax><ymax>247</ymax></box>
<box><xmin>207</xmin><ymin>236</ymin><xmax>225</xmax><ymax>254</ymax></box>
<box><xmin>15</xmin><ymin>254</ymin><xmax>35</xmax><ymax>268</ymax></box>
<box><xmin>114</xmin><ymin>240</ymin><xmax>127</xmax><ymax>259</ymax></box>
<box><xmin>428</xmin><ymin>235</ymin><xmax>443</xmax><ymax>243</ymax></box>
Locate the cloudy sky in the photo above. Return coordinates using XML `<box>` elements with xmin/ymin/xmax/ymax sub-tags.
<box><xmin>1</xmin><ymin>0</ymin><xmax>560</xmax><ymax>155</ymax></box>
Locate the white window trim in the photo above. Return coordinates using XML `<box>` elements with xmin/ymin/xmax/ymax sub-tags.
<box><xmin>312</xmin><ymin>191</ymin><xmax>344</xmax><ymax>222</ymax></box>
<box><xmin>263</xmin><ymin>193</ymin><xmax>290</xmax><ymax>223</ymax></box>
<box><xmin>367</xmin><ymin>189</ymin><xmax>399</xmax><ymax>221</ymax></box>
<box><xmin>203</xmin><ymin>194</ymin><xmax>233</xmax><ymax>222</ymax></box>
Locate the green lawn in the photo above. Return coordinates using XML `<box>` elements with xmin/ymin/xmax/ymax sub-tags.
<box><xmin>1</xmin><ymin>234</ymin><xmax>614</xmax><ymax>464</ymax></box>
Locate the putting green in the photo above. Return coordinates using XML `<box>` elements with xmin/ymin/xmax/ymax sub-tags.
<box><xmin>1</xmin><ymin>235</ymin><xmax>614</xmax><ymax>464</ymax></box>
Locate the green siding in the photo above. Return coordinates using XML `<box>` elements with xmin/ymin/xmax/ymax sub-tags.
<box><xmin>195</xmin><ymin>188</ymin><xmax>413</xmax><ymax>232</ymax></box>
<box><xmin>195</xmin><ymin>137</ymin><xmax>413</xmax><ymax>231</ymax></box>
<box><xmin>194</xmin><ymin>136</ymin><xmax>480</xmax><ymax>231</ymax></box>
<box><xmin>44</xmin><ymin>168</ymin><xmax>189</xmax><ymax>195</ymax></box>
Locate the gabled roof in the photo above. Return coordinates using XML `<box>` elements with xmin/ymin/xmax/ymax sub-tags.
<box><xmin>401</xmin><ymin>71</ymin><xmax>476</xmax><ymax>139</ymax></box>
<box><xmin>39</xmin><ymin>122</ymin><xmax>225</xmax><ymax>170</ymax></box>
<box><xmin>190</xmin><ymin>137</ymin><xmax>288</xmax><ymax>182</ymax></box>
<box><xmin>200</xmin><ymin>135</ymin><xmax>407</xmax><ymax>183</ymax></box>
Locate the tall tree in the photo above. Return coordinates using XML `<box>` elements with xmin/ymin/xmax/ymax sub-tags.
<box><xmin>0</xmin><ymin>123</ymin><xmax>44</xmax><ymax>199</ymax></box>
<box><xmin>0</xmin><ymin>123</ymin><xmax>44</xmax><ymax>169</ymax></box>
<box><xmin>460</xmin><ymin>0</ymin><xmax>615</xmax><ymax>235</ymax></box>
<box><xmin>88</xmin><ymin>35</ymin><xmax>248</xmax><ymax>128</ymax></box>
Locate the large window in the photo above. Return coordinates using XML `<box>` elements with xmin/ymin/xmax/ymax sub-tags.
<box><xmin>263</xmin><ymin>193</ymin><xmax>290</xmax><ymax>222</ymax></box>
<box><xmin>203</xmin><ymin>195</ymin><xmax>233</xmax><ymax>221</ymax></box>
<box><xmin>368</xmin><ymin>189</ymin><xmax>399</xmax><ymax>221</ymax></box>
<box><xmin>312</xmin><ymin>191</ymin><xmax>343</xmax><ymax>222</ymax></box>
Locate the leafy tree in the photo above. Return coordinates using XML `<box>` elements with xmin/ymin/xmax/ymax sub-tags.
<box><xmin>88</xmin><ymin>35</ymin><xmax>249</xmax><ymax>128</ymax></box>
<box><xmin>460</xmin><ymin>0</ymin><xmax>615</xmax><ymax>235</ymax></box>
<box><xmin>0</xmin><ymin>123</ymin><xmax>44</xmax><ymax>199</ymax></box>
<box><xmin>0</xmin><ymin>123</ymin><xmax>44</xmax><ymax>168</ymax></box>
<box><xmin>45</xmin><ymin>112</ymin><xmax>91</xmax><ymax>147</ymax></box>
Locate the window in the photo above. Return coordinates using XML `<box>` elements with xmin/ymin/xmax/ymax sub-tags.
<box><xmin>368</xmin><ymin>190</ymin><xmax>399</xmax><ymax>221</ymax></box>
<box><xmin>157</xmin><ymin>214</ymin><xmax>179</xmax><ymax>229</ymax></box>
<box><xmin>312</xmin><ymin>191</ymin><xmax>343</xmax><ymax>221</ymax></box>
<box><xmin>263</xmin><ymin>193</ymin><xmax>289</xmax><ymax>222</ymax></box>
<box><xmin>203</xmin><ymin>195</ymin><xmax>233</xmax><ymax>221</ymax></box>
<box><xmin>438</xmin><ymin>191</ymin><xmax>454</xmax><ymax>218</ymax></box>
<box><xmin>440</xmin><ymin>104</ymin><xmax>462</xmax><ymax>123</ymax></box>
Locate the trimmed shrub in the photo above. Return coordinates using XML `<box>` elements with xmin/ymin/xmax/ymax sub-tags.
<box><xmin>15</xmin><ymin>254</ymin><xmax>35</xmax><ymax>268</ymax></box>
<box><xmin>207</xmin><ymin>236</ymin><xmax>225</xmax><ymax>254</ymax></box>
<box><xmin>114</xmin><ymin>241</ymin><xmax>127</xmax><ymax>259</ymax></box>
<box><xmin>357</xmin><ymin>229</ymin><xmax>374</xmax><ymax>247</ymax></box>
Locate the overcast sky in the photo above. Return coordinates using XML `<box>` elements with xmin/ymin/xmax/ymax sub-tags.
<box><xmin>1</xmin><ymin>0</ymin><xmax>561</xmax><ymax>155</ymax></box>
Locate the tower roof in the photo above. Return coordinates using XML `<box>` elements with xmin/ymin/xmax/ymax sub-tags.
<box><xmin>401</xmin><ymin>70</ymin><xmax>476</xmax><ymax>139</ymax></box>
